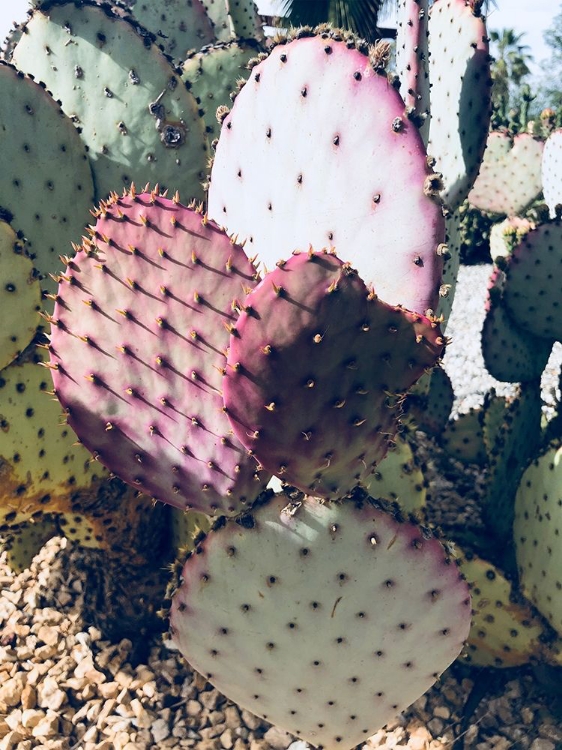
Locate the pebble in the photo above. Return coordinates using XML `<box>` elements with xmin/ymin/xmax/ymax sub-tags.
<box><xmin>531</xmin><ymin>740</ymin><xmax>555</xmax><ymax>750</ymax></box>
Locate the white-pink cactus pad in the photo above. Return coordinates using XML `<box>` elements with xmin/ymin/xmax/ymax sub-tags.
<box><xmin>208</xmin><ymin>31</ymin><xmax>445</xmax><ymax>315</ymax></box>
<box><xmin>170</xmin><ymin>492</ymin><xmax>471</xmax><ymax>750</ymax></box>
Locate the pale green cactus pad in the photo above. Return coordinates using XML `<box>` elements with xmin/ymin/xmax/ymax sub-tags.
<box><xmin>459</xmin><ymin>548</ymin><xmax>554</xmax><ymax>668</ymax></box>
<box><xmin>514</xmin><ymin>441</ymin><xmax>562</xmax><ymax>638</ymax></box>
<box><xmin>468</xmin><ymin>132</ymin><xmax>544</xmax><ymax>217</ymax></box>
<box><xmin>489</xmin><ymin>216</ymin><xmax>534</xmax><ymax>262</ymax></box>
<box><xmin>441</xmin><ymin>408</ymin><xmax>487</xmax><ymax>465</ymax></box>
<box><xmin>484</xmin><ymin>382</ymin><xmax>543</xmax><ymax>545</ymax></box>
<box><xmin>0</xmin><ymin>60</ymin><xmax>94</xmax><ymax>296</ymax></box>
<box><xmin>12</xmin><ymin>1</ymin><xmax>208</xmax><ymax>202</ymax></box>
<box><xmin>365</xmin><ymin>433</ymin><xmax>427</xmax><ymax>513</ymax></box>
<box><xmin>118</xmin><ymin>0</ymin><xmax>215</xmax><ymax>62</ymax></box>
<box><xmin>0</xmin><ymin>221</ymin><xmax>41</xmax><ymax>372</ymax></box>
<box><xmin>181</xmin><ymin>39</ymin><xmax>261</xmax><ymax>140</ymax></box>
<box><xmin>435</xmin><ymin>209</ymin><xmax>461</xmax><ymax>330</ymax></box>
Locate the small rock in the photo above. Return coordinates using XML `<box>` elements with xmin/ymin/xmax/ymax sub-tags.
<box><xmin>427</xmin><ymin>719</ymin><xmax>444</xmax><ymax>737</ymax></box>
<box><xmin>37</xmin><ymin>676</ymin><xmax>66</xmax><ymax>711</ymax></box>
<box><xmin>539</xmin><ymin>724</ymin><xmax>562</xmax><ymax>743</ymax></box>
<box><xmin>151</xmin><ymin>718</ymin><xmax>171</xmax><ymax>743</ymax></box>
<box><xmin>241</xmin><ymin>710</ymin><xmax>262</xmax><ymax>731</ymax></box>
<box><xmin>21</xmin><ymin>709</ymin><xmax>45</xmax><ymax>729</ymax></box>
<box><xmin>220</xmin><ymin>728</ymin><xmax>235</xmax><ymax>749</ymax></box>
<box><xmin>187</xmin><ymin>699</ymin><xmax>203</xmax><ymax>717</ymax></box>
<box><xmin>264</xmin><ymin>726</ymin><xmax>295</xmax><ymax>749</ymax></box>
<box><xmin>0</xmin><ymin>730</ymin><xmax>24</xmax><ymax>750</ymax></box>
<box><xmin>530</xmin><ymin>741</ymin><xmax>555</xmax><ymax>750</ymax></box>
<box><xmin>31</xmin><ymin>711</ymin><xmax>60</xmax><ymax>738</ymax></box>
<box><xmin>433</xmin><ymin>706</ymin><xmax>450</xmax><ymax>720</ymax></box>
<box><xmin>0</xmin><ymin>674</ymin><xmax>25</xmax><ymax>707</ymax></box>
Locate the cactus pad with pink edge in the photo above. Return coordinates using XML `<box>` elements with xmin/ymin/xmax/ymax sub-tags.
<box><xmin>208</xmin><ymin>30</ymin><xmax>444</xmax><ymax>315</ymax></box>
<box><xmin>223</xmin><ymin>252</ymin><xmax>444</xmax><ymax>497</ymax></box>
<box><xmin>49</xmin><ymin>190</ymin><xmax>269</xmax><ymax>516</ymax></box>
<box><xmin>170</xmin><ymin>492</ymin><xmax>471</xmax><ymax>750</ymax></box>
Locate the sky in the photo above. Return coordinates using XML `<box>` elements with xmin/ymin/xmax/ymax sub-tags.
<box><xmin>0</xmin><ymin>0</ymin><xmax>558</xmax><ymax>78</ymax></box>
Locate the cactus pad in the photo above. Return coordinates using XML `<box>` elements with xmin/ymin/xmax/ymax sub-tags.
<box><xmin>468</xmin><ymin>132</ymin><xmax>544</xmax><ymax>217</ymax></box>
<box><xmin>502</xmin><ymin>220</ymin><xmax>562</xmax><ymax>342</ymax></box>
<box><xmin>0</xmin><ymin>221</ymin><xmax>41</xmax><ymax>372</ymax></box>
<box><xmin>365</xmin><ymin>434</ymin><xmax>427</xmax><ymax>513</ymax></box>
<box><xmin>542</xmin><ymin>128</ymin><xmax>562</xmax><ymax>218</ymax></box>
<box><xmin>514</xmin><ymin>441</ymin><xmax>562</xmax><ymax>637</ymax></box>
<box><xmin>49</xmin><ymin>190</ymin><xmax>269</xmax><ymax>516</ymax></box>
<box><xmin>13</xmin><ymin>1</ymin><xmax>208</xmax><ymax>202</ymax></box>
<box><xmin>0</xmin><ymin>61</ymin><xmax>94</xmax><ymax>296</ymax></box>
<box><xmin>426</xmin><ymin>0</ymin><xmax>492</xmax><ymax>210</ymax></box>
<box><xmin>403</xmin><ymin>364</ymin><xmax>454</xmax><ymax>436</ymax></box>
<box><xmin>208</xmin><ymin>30</ymin><xmax>445</xmax><ymax>315</ymax></box>
<box><xmin>482</xmin><ymin>265</ymin><xmax>553</xmax><ymax>383</ymax></box>
<box><xmin>459</xmin><ymin>549</ymin><xmax>551</xmax><ymax>668</ymax></box>
<box><xmin>489</xmin><ymin>216</ymin><xmax>534</xmax><ymax>261</ymax></box>
<box><xmin>223</xmin><ymin>252</ymin><xmax>444</xmax><ymax>497</ymax></box>
<box><xmin>170</xmin><ymin>491</ymin><xmax>471</xmax><ymax>750</ymax></box>
<box><xmin>181</xmin><ymin>39</ymin><xmax>261</xmax><ymax>140</ymax></box>
<box><xmin>118</xmin><ymin>0</ymin><xmax>215</xmax><ymax>61</ymax></box>
<box><xmin>440</xmin><ymin>408</ymin><xmax>487</xmax><ymax>465</ymax></box>
<box><xmin>484</xmin><ymin>382</ymin><xmax>543</xmax><ymax>545</ymax></box>
<box><xmin>2</xmin><ymin>516</ymin><xmax>59</xmax><ymax>572</ymax></box>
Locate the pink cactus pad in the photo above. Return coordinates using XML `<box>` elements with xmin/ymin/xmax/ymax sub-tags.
<box><xmin>170</xmin><ymin>492</ymin><xmax>471</xmax><ymax>750</ymax></box>
<box><xmin>208</xmin><ymin>30</ymin><xmax>445</xmax><ymax>315</ymax></box>
<box><xmin>223</xmin><ymin>251</ymin><xmax>444</xmax><ymax>497</ymax></box>
<box><xmin>49</xmin><ymin>190</ymin><xmax>270</xmax><ymax>516</ymax></box>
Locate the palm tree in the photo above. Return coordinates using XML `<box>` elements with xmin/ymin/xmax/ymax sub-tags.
<box><xmin>276</xmin><ymin>0</ymin><xmax>497</xmax><ymax>44</ymax></box>
<box><xmin>489</xmin><ymin>28</ymin><xmax>534</xmax><ymax>127</ymax></box>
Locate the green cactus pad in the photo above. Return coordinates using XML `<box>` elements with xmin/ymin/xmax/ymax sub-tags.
<box><xmin>481</xmin><ymin>389</ymin><xmax>508</xmax><ymax>456</ymax></box>
<box><xmin>365</xmin><ymin>434</ymin><xmax>427</xmax><ymax>513</ymax></box>
<box><xmin>459</xmin><ymin>548</ymin><xmax>552</xmax><ymax>668</ymax></box>
<box><xmin>403</xmin><ymin>365</ymin><xmax>454</xmax><ymax>437</ymax></box>
<box><xmin>435</xmin><ymin>210</ymin><xmax>461</xmax><ymax>330</ymax></box>
<box><xmin>514</xmin><ymin>441</ymin><xmax>562</xmax><ymax>637</ymax></box>
<box><xmin>13</xmin><ymin>1</ymin><xmax>208</xmax><ymax>202</ymax></box>
<box><xmin>2</xmin><ymin>516</ymin><xmax>59</xmax><ymax>572</ymax></box>
<box><xmin>0</xmin><ymin>60</ymin><xmax>94</xmax><ymax>296</ymax></box>
<box><xmin>170</xmin><ymin>491</ymin><xmax>471</xmax><ymax>750</ymax></box>
<box><xmin>468</xmin><ymin>132</ymin><xmax>544</xmax><ymax>217</ymax></box>
<box><xmin>171</xmin><ymin>507</ymin><xmax>213</xmax><ymax>554</ymax></box>
<box><xmin>0</xmin><ymin>221</ymin><xmax>41</xmax><ymax>372</ymax></box>
<box><xmin>426</xmin><ymin>0</ymin><xmax>492</xmax><ymax>210</ymax></box>
<box><xmin>482</xmin><ymin>265</ymin><xmax>553</xmax><ymax>383</ymax></box>
<box><xmin>484</xmin><ymin>381</ymin><xmax>543</xmax><ymax>546</ymax></box>
<box><xmin>118</xmin><ymin>0</ymin><xmax>215</xmax><ymax>62</ymax></box>
<box><xmin>181</xmin><ymin>39</ymin><xmax>261</xmax><ymax>140</ymax></box>
<box><xmin>199</xmin><ymin>0</ymin><xmax>232</xmax><ymax>41</ymax></box>
<box><xmin>440</xmin><ymin>408</ymin><xmax>487</xmax><ymax>465</ymax></box>
<box><xmin>224</xmin><ymin>0</ymin><xmax>263</xmax><ymax>40</ymax></box>
<box><xmin>502</xmin><ymin>220</ymin><xmax>562</xmax><ymax>342</ymax></box>
<box><xmin>0</xmin><ymin>346</ymin><xmax>107</xmax><ymax>521</ymax></box>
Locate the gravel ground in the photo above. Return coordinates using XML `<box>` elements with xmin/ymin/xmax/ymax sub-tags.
<box><xmin>1</xmin><ymin>265</ymin><xmax>562</xmax><ymax>750</ymax></box>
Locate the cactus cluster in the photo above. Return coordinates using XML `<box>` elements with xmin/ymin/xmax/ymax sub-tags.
<box><xmin>20</xmin><ymin>0</ymin><xmax>562</xmax><ymax>745</ymax></box>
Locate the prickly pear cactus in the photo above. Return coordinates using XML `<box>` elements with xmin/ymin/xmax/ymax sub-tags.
<box><xmin>468</xmin><ymin>131</ymin><xmax>544</xmax><ymax>217</ymax></box>
<box><xmin>440</xmin><ymin>408</ymin><xmax>487</xmax><ymax>465</ymax></box>
<box><xmin>403</xmin><ymin>365</ymin><xmax>454</xmax><ymax>437</ymax></box>
<box><xmin>0</xmin><ymin>221</ymin><xmax>41</xmax><ymax>372</ymax></box>
<box><xmin>117</xmin><ymin>0</ymin><xmax>215</xmax><ymax>61</ymax></box>
<box><xmin>425</xmin><ymin>0</ymin><xmax>492</xmax><ymax>210</ymax></box>
<box><xmin>0</xmin><ymin>60</ymin><xmax>94</xmax><ymax>296</ymax></box>
<box><xmin>48</xmin><ymin>190</ymin><xmax>270</xmax><ymax>516</ymax></box>
<box><xmin>2</xmin><ymin>516</ymin><xmax>59</xmax><ymax>572</ymax></box>
<box><xmin>223</xmin><ymin>251</ymin><xmax>444</xmax><ymax>497</ymax></box>
<box><xmin>459</xmin><ymin>549</ymin><xmax>556</xmax><ymax>668</ymax></box>
<box><xmin>514</xmin><ymin>441</ymin><xmax>562</xmax><ymax>637</ymax></box>
<box><xmin>12</xmin><ymin>1</ymin><xmax>209</xmax><ymax>201</ymax></box>
<box><xmin>502</xmin><ymin>219</ymin><xmax>562</xmax><ymax>342</ymax></box>
<box><xmin>208</xmin><ymin>29</ymin><xmax>445</xmax><ymax>316</ymax></box>
<box><xmin>542</xmin><ymin>128</ymin><xmax>562</xmax><ymax>217</ymax></box>
<box><xmin>366</xmin><ymin>434</ymin><xmax>427</xmax><ymax>513</ymax></box>
<box><xmin>181</xmin><ymin>39</ymin><xmax>262</xmax><ymax>140</ymax></box>
<box><xmin>481</xmin><ymin>265</ymin><xmax>553</xmax><ymax>383</ymax></box>
<box><xmin>395</xmin><ymin>0</ymin><xmax>430</xmax><ymax>131</ymax></box>
<box><xmin>169</xmin><ymin>491</ymin><xmax>471</xmax><ymax>750</ymax></box>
